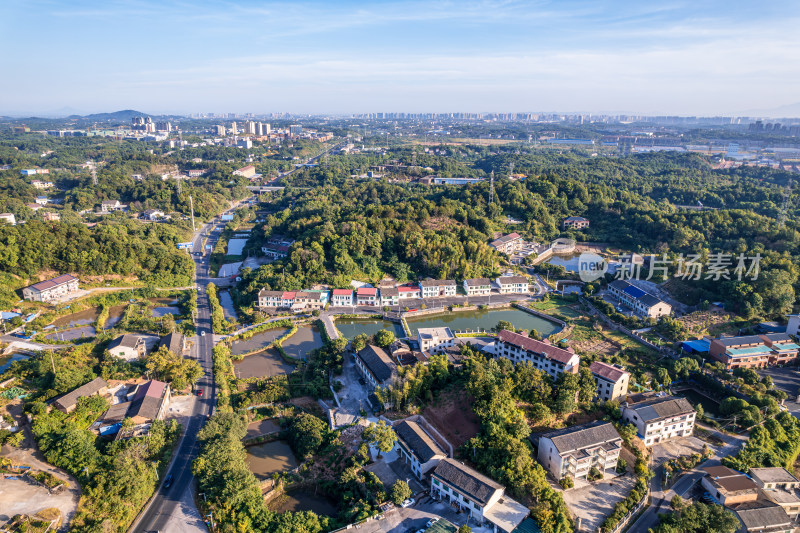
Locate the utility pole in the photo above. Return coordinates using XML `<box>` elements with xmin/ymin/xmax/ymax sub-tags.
<box><xmin>189</xmin><ymin>194</ymin><xmax>196</xmax><ymax>232</ymax></box>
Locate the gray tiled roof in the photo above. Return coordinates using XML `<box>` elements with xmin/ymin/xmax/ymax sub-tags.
<box><xmin>159</xmin><ymin>332</ymin><xmax>185</xmax><ymax>355</ymax></box>
<box><xmin>540</xmin><ymin>421</ymin><xmax>621</xmax><ymax>454</ymax></box>
<box><xmin>357</xmin><ymin>345</ymin><xmax>396</xmax><ymax>383</ymax></box>
<box><xmin>432</xmin><ymin>458</ymin><xmax>503</xmax><ymax>506</ymax></box>
<box><xmin>54</xmin><ymin>377</ymin><xmax>108</xmax><ymax>411</ymax></box>
<box><xmin>628</xmin><ymin>396</ymin><xmax>694</xmax><ymax>423</ymax></box>
<box><xmin>108</xmin><ymin>334</ymin><xmax>143</xmax><ymax>350</ymax></box>
<box><xmin>464</xmin><ymin>278</ymin><xmax>491</xmax><ymax>286</ymax></box>
<box><xmin>734</xmin><ymin>503</ymin><xmax>792</xmax><ymax>530</ymax></box>
<box><xmin>395</xmin><ymin>420</ymin><xmax>446</xmax><ymax>463</ymax></box>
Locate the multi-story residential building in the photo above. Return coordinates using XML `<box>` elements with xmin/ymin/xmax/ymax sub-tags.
<box><xmin>233</xmin><ymin>165</ymin><xmax>256</xmax><ymax>177</ymax></box>
<box><xmin>356</xmin><ymin>287</ymin><xmax>378</xmax><ymax>306</ymax></box>
<box><xmin>496</xmin><ymin>276</ymin><xmax>529</xmax><ymax>294</ymax></box>
<box><xmin>607</xmin><ymin>279</ymin><xmax>672</xmax><ymax>318</ymax></box>
<box><xmin>701</xmin><ymin>466</ymin><xmax>759</xmax><ymax>506</ymax></box>
<box><xmin>419</xmin><ymin>279</ymin><xmax>457</xmax><ymax>298</ymax></box>
<box><xmin>417</xmin><ymin>327</ymin><xmax>456</xmax><ymax>355</ymax></box>
<box><xmin>708</xmin><ymin>333</ymin><xmax>800</xmax><ymax>370</ymax></box>
<box><xmin>537</xmin><ymin>421</ymin><xmax>622</xmax><ymax>481</ymax></box>
<box><xmin>493</xmin><ymin>330</ymin><xmax>580</xmax><ymax>379</ymax></box>
<box><xmin>23</xmin><ymin>274</ymin><xmax>80</xmax><ymax>302</ymax></box>
<box><xmin>750</xmin><ymin>468</ymin><xmax>800</xmax><ymax>491</ymax></box>
<box><xmin>280</xmin><ymin>291</ymin><xmax>297</xmax><ymax>308</ymax></box>
<box><xmin>31</xmin><ymin>180</ymin><xmax>53</xmax><ymax>189</ymax></box>
<box><xmin>331</xmin><ymin>289</ymin><xmax>353</xmax><ymax>307</ymax></box>
<box><xmin>463</xmin><ymin>278</ymin><xmax>492</xmax><ymax>296</ymax></box>
<box><xmin>380</xmin><ymin>287</ymin><xmax>399</xmax><ymax>307</ymax></box>
<box><xmin>430</xmin><ymin>459</ymin><xmax>529</xmax><ymax>532</ymax></box>
<box><xmin>562</xmin><ymin>216</ymin><xmax>590</xmax><ymax>230</ymax></box>
<box><xmin>42</xmin><ymin>211</ymin><xmax>60</xmax><ymax>222</ymax></box>
<box><xmin>258</xmin><ymin>290</ymin><xmax>284</xmax><ymax>308</ymax></box>
<box><xmin>589</xmin><ymin>361</ymin><xmax>630</xmax><ymax>401</ymax></box>
<box><xmin>398</xmin><ymin>285</ymin><xmax>421</xmax><ymax>300</ymax></box>
<box><xmin>489</xmin><ymin>233</ymin><xmax>523</xmax><ymax>255</ymax></box>
<box><xmin>394</xmin><ymin>419</ymin><xmax>447</xmax><ymax>479</ymax></box>
<box><xmin>294</xmin><ymin>291</ymin><xmax>324</xmax><ymax>311</ymax></box>
<box><xmin>100</xmin><ymin>199</ymin><xmax>126</xmax><ymax>212</ymax></box>
<box><xmin>621</xmin><ymin>393</ymin><xmax>696</xmax><ymax>446</ymax></box>
<box><xmin>0</xmin><ymin>213</ymin><xmax>16</xmax><ymax>225</ymax></box>
<box><xmin>35</xmin><ymin>196</ymin><xmax>49</xmax><ymax>205</ymax></box>
<box><xmin>355</xmin><ymin>345</ymin><xmax>396</xmax><ymax>389</ymax></box>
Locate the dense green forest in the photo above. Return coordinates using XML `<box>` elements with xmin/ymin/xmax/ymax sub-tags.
<box><xmin>240</xmin><ymin>149</ymin><xmax>800</xmax><ymax>318</ymax></box>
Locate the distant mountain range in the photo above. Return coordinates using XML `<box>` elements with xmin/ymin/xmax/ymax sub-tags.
<box><xmin>67</xmin><ymin>109</ymin><xmax>151</xmax><ymax>121</ymax></box>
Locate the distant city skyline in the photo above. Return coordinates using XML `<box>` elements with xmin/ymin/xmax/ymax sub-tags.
<box><xmin>2</xmin><ymin>0</ymin><xmax>800</xmax><ymax>117</ymax></box>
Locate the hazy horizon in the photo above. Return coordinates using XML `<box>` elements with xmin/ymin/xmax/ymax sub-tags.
<box><xmin>2</xmin><ymin>0</ymin><xmax>800</xmax><ymax>117</ymax></box>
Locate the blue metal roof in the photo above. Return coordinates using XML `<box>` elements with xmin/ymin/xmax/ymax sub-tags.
<box><xmin>681</xmin><ymin>339</ymin><xmax>710</xmax><ymax>353</ymax></box>
<box><xmin>623</xmin><ymin>285</ymin><xmax>646</xmax><ymax>298</ymax></box>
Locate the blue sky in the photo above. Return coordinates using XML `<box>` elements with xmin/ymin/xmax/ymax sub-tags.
<box><xmin>2</xmin><ymin>0</ymin><xmax>799</xmax><ymax>116</ymax></box>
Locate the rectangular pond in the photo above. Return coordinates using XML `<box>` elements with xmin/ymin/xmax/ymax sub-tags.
<box><xmin>406</xmin><ymin>307</ymin><xmax>562</xmax><ymax>337</ymax></box>
<box><xmin>268</xmin><ymin>489</ymin><xmax>338</xmax><ymax>516</ymax></box>
<box><xmin>233</xmin><ymin>349</ymin><xmax>294</xmax><ymax>379</ymax></box>
<box><xmin>334</xmin><ymin>317</ymin><xmax>405</xmax><ymax>340</ymax></box>
<box><xmin>0</xmin><ymin>352</ymin><xmax>29</xmax><ymax>373</ymax></box>
<box><xmin>245</xmin><ymin>440</ymin><xmax>299</xmax><ymax>481</ymax></box>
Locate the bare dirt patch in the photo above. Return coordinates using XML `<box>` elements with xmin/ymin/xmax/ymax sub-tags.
<box><xmin>422</xmin><ymin>389</ymin><xmax>480</xmax><ymax>449</ymax></box>
<box><xmin>422</xmin><ymin>216</ymin><xmax>461</xmax><ymax>232</ymax></box>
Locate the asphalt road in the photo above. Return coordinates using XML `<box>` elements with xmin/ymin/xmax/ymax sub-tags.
<box><xmin>131</xmin><ymin>208</ymin><xmax>235</xmax><ymax>533</ymax></box>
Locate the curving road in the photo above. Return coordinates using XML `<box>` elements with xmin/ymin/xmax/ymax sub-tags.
<box><xmin>130</xmin><ymin>207</ymin><xmax>237</xmax><ymax>533</ymax></box>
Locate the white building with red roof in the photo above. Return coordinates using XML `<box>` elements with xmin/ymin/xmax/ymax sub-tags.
<box><xmin>356</xmin><ymin>287</ymin><xmax>378</xmax><ymax>306</ymax></box>
<box><xmin>398</xmin><ymin>285</ymin><xmax>421</xmax><ymax>300</ymax></box>
<box><xmin>493</xmin><ymin>329</ymin><xmax>579</xmax><ymax>379</ymax></box>
<box><xmin>331</xmin><ymin>289</ymin><xmax>354</xmax><ymax>306</ymax></box>
<box><xmin>589</xmin><ymin>361</ymin><xmax>630</xmax><ymax>401</ymax></box>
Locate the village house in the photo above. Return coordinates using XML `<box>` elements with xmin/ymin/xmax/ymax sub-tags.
<box><xmin>562</xmin><ymin>216</ymin><xmax>590</xmax><ymax>230</ymax></box>
<box><xmin>107</xmin><ymin>334</ymin><xmax>147</xmax><ymax>361</ymax></box>
<box><xmin>750</xmin><ymin>468</ymin><xmax>800</xmax><ymax>491</ymax></box>
<box><xmin>31</xmin><ymin>180</ymin><xmax>54</xmax><ymax>189</ymax></box>
<box><xmin>140</xmin><ymin>209</ymin><xmax>165</xmax><ymax>221</ymax></box>
<box><xmin>233</xmin><ymin>165</ymin><xmax>256</xmax><ymax>178</ymax></box>
<box><xmin>496</xmin><ymin>276</ymin><xmax>529</xmax><ymax>294</ymax></box>
<box><xmin>621</xmin><ymin>393</ymin><xmax>696</xmax><ymax>446</ymax></box>
<box><xmin>398</xmin><ymin>285</ymin><xmax>421</xmax><ymax>300</ymax></box>
<box><xmin>100</xmin><ymin>199</ymin><xmax>126</xmax><ymax>212</ymax></box>
<box><xmin>379</xmin><ymin>287</ymin><xmax>400</xmax><ymax>307</ymax></box>
<box><xmin>293</xmin><ymin>291</ymin><xmax>325</xmax><ymax>312</ymax></box>
<box><xmin>707</xmin><ymin>333</ymin><xmax>800</xmax><ymax>370</ymax></box>
<box><xmin>419</xmin><ymin>279</ymin><xmax>457</xmax><ymax>298</ymax></box>
<box><xmin>536</xmin><ymin>421</ymin><xmax>623</xmax><ymax>482</ymax></box>
<box><xmin>394</xmin><ymin>419</ymin><xmax>447</xmax><ymax>480</ymax></box>
<box><xmin>330</xmin><ymin>289</ymin><xmax>354</xmax><ymax>307</ymax></box>
<box><xmin>417</xmin><ymin>327</ymin><xmax>456</xmax><ymax>355</ymax></box>
<box><xmin>489</xmin><ymin>233</ymin><xmax>524</xmax><ymax>255</ymax></box>
<box><xmin>354</xmin><ymin>345</ymin><xmax>397</xmax><ymax>389</ymax></box>
<box><xmin>463</xmin><ymin>278</ymin><xmax>492</xmax><ymax>296</ymax></box>
<box><xmin>493</xmin><ymin>329</ymin><xmax>580</xmax><ymax>379</ymax></box>
<box><xmin>356</xmin><ymin>287</ymin><xmax>378</xmax><ymax>306</ymax></box>
<box><xmin>187</xmin><ymin>169</ymin><xmax>207</xmax><ymax>177</ymax></box>
<box><xmin>159</xmin><ymin>332</ymin><xmax>186</xmax><ymax>357</ymax></box>
<box><xmin>701</xmin><ymin>466</ymin><xmax>759</xmax><ymax>506</ymax></box>
<box><xmin>42</xmin><ymin>211</ymin><xmax>60</xmax><ymax>222</ymax></box>
<box><xmin>261</xmin><ymin>244</ymin><xmax>290</xmax><ymax>259</ymax></box>
<box><xmin>0</xmin><ymin>213</ymin><xmax>16</xmax><ymax>225</ymax></box>
<box><xmin>35</xmin><ymin>195</ymin><xmax>49</xmax><ymax>205</ymax></box>
<box><xmin>258</xmin><ymin>289</ymin><xmax>284</xmax><ymax>308</ymax></box>
<box><xmin>589</xmin><ymin>361</ymin><xmax>630</xmax><ymax>401</ymax></box>
<box><xmin>23</xmin><ymin>274</ymin><xmax>80</xmax><ymax>302</ymax></box>
<box><xmin>54</xmin><ymin>377</ymin><xmax>109</xmax><ymax>413</ymax></box>
<box><xmin>733</xmin><ymin>503</ymin><xmax>794</xmax><ymax>533</ymax></box>
<box><xmin>430</xmin><ymin>459</ymin><xmax>530</xmax><ymax>532</ymax></box>
<box><xmin>104</xmin><ymin>380</ymin><xmax>172</xmax><ymax>433</ymax></box>
<box><xmin>607</xmin><ymin>279</ymin><xmax>672</xmax><ymax>319</ymax></box>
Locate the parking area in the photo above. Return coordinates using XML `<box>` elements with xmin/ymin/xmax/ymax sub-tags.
<box><xmin>0</xmin><ymin>476</ymin><xmax>78</xmax><ymax>527</ymax></box>
<box><xmin>650</xmin><ymin>436</ymin><xmax>708</xmax><ymax>466</ymax></box>
<box><xmin>335</xmin><ymin>351</ymin><xmax>373</xmax><ymax>414</ymax></box>
<box><xmin>352</xmin><ymin>496</ymin><xmax>494</xmax><ymax>533</ymax></box>
<box><xmin>561</xmin><ymin>474</ymin><xmax>636</xmax><ymax>532</ymax></box>
<box><xmin>758</xmin><ymin>367</ymin><xmax>800</xmax><ymax>411</ymax></box>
